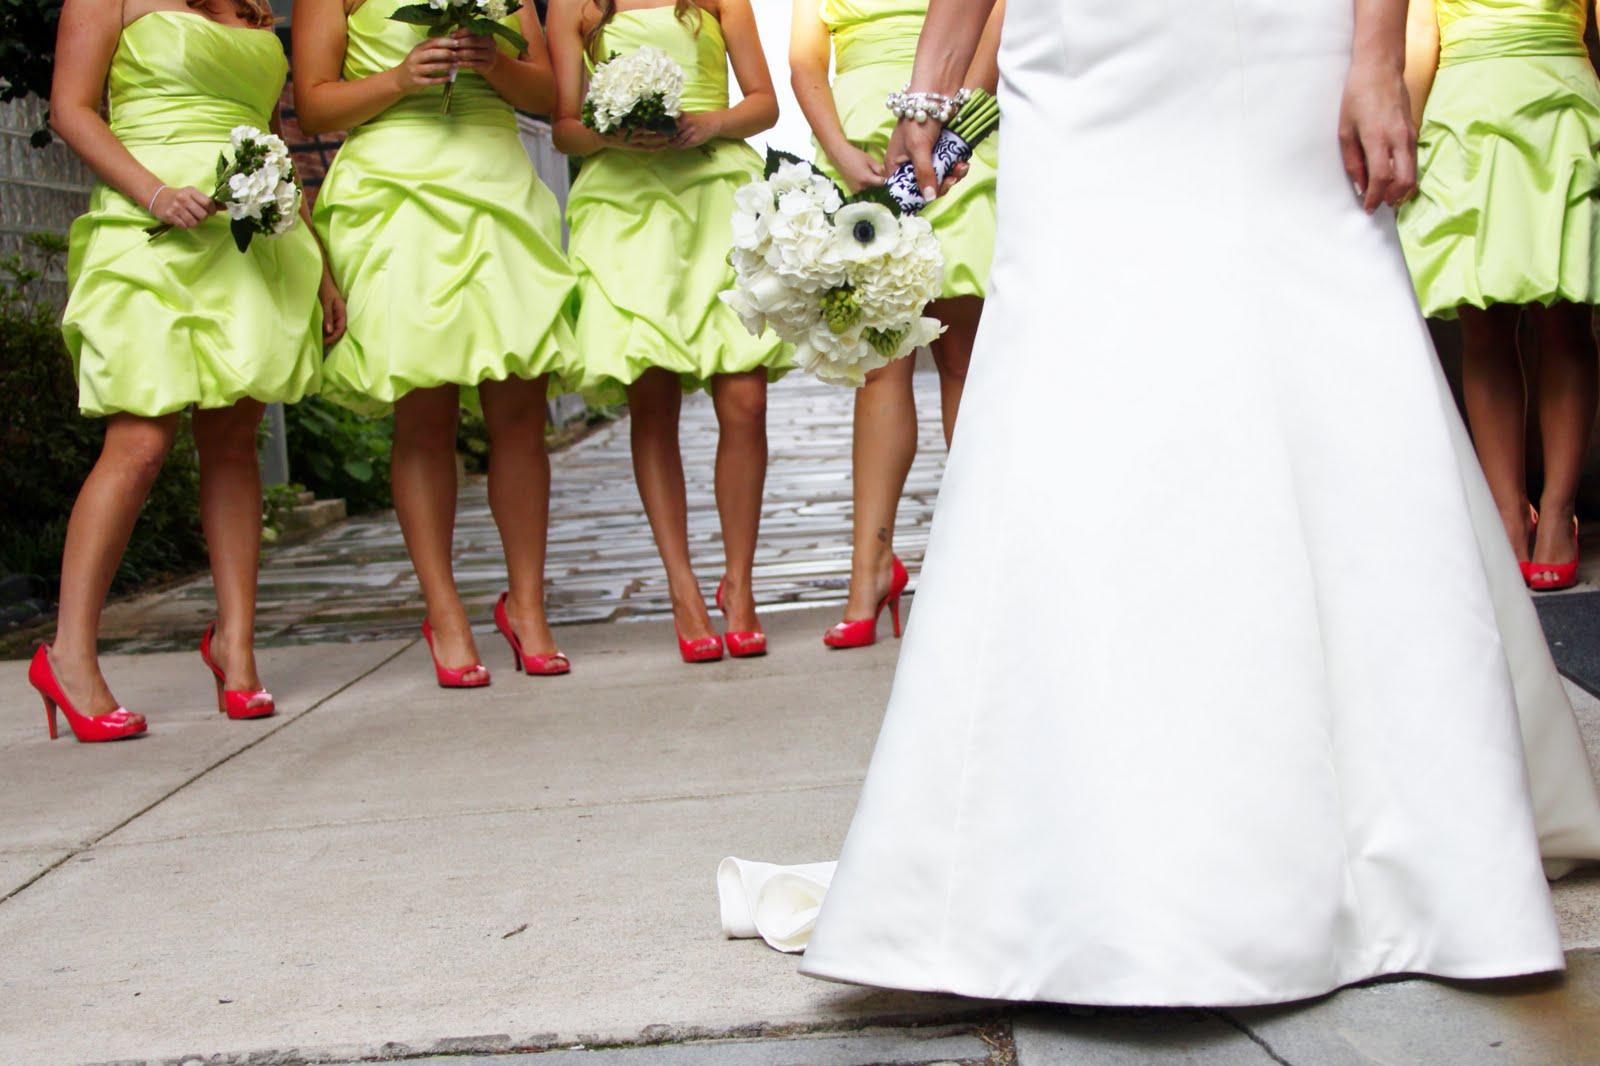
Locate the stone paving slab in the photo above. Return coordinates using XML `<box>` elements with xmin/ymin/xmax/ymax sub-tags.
<box><xmin>1012</xmin><ymin>1010</ymin><xmax>1273</xmax><ymax>1065</ymax></box>
<box><xmin>343</xmin><ymin>1028</ymin><xmax>996</xmax><ymax>1066</ymax></box>
<box><xmin>84</xmin><ymin>374</ymin><xmax>950</xmax><ymax>653</ymax></box>
<box><xmin>0</xmin><ymin>639</ymin><xmax>409</xmax><ymax>861</ymax></box>
<box><xmin>100</xmin><ymin>604</ymin><xmax>902</xmax><ymax>847</ymax></box>
<box><xmin>0</xmin><ymin>787</ymin><xmax>976</xmax><ymax>1065</ymax></box>
<box><xmin>1222</xmin><ymin>950</ymin><xmax>1600</xmax><ymax>1066</ymax></box>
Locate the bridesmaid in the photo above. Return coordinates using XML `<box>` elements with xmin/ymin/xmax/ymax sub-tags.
<box><xmin>790</xmin><ymin>0</ymin><xmax>1004</xmax><ymax>648</ymax></box>
<box><xmin>294</xmin><ymin>0</ymin><xmax>580</xmax><ymax>686</ymax></box>
<box><xmin>548</xmin><ymin>0</ymin><xmax>785</xmax><ymax>663</ymax></box>
<box><xmin>36</xmin><ymin>0</ymin><xmax>340</xmax><ymax>742</ymax></box>
<box><xmin>1400</xmin><ymin>0</ymin><xmax>1600</xmax><ymax>591</ymax></box>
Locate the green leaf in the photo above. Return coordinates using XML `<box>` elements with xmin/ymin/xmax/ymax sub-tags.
<box><xmin>846</xmin><ymin>183</ymin><xmax>902</xmax><ymax>215</ymax></box>
<box><xmin>230</xmin><ymin>218</ymin><xmax>254</xmax><ymax>254</ymax></box>
<box><xmin>763</xmin><ymin>147</ymin><xmax>806</xmax><ymax>179</ymax></box>
<box><xmin>477</xmin><ymin>19</ymin><xmax>528</xmax><ymax>53</ymax></box>
<box><xmin>342</xmin><ymin>458</ymin><xmax>374</xmax><ymax>483</ymax></box>
<box><xmin>215</xmin><ymin>150</ymin><xmax>230</xmax><ymax>185</ymax></box>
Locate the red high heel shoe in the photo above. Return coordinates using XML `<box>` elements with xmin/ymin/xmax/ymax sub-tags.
<box><xmin>676</xmin><ymin>622</ymin><xmax>725</xmax><ymax>664</ymax></box>
<box><xmin>1524</xmin><ymin>516</ymin><xmax>1582</xmax><ymax>593</ymax></box>
<box><xmin>199</xmin><ymin>622</ymin><xmax>275</xmax><ymax>720</ymax></box>
<box><xmin>421</xmin><ymin>620</ymin><xmax>491</xmax><ymax>688</ymax></box>
<box><xmin>493</xmin><ymin>592</ymin><xmax>571</xmax><ymax>676</ymax></box>
<box><xmin>28</xmin><ymin>645</ymin><xmax>147</xmax><ymax>743</ymax></box>
<box><xmin>715</xmin><ymin>578</ymin><xmax>767</xmax><ymax>658</ymax></box>
<box><xmin>824</xmin><ymin>556</ymin><xmax>909</xmax><ymax>649</ymax></box>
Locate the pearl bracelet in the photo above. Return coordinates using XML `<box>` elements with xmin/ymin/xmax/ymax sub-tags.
<box><xmin>886</xmin><ymin>86</ymin><xmax>972</xmax><ymax>126</ymax></box>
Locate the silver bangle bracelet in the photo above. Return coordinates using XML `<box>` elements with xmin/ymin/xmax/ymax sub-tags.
<box><xmin>146</xmin><ymin>184</ymin><xmax>167</xmax><ymax>214</ymax></box>
<box><xmin>885</xmin><ymin>86</ymin><xmax>972</xmax><ymax>125</ymax></box>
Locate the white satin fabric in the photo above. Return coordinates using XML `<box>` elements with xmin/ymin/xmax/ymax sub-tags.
<box><xmin>718</xmin><ymin>859</ymin><xmax>836</xmax><ymax>954</ymax></box>
<box><xmin>728</xmin><ymin>0</ymin><xmax>1600</xmax><ymax>1007</ymax></box>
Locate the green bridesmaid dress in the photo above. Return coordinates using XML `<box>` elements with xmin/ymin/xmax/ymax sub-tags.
<box><xmin>62</xmin><ymin>12</ymin><xmax>323</xmax><ymax>418</ymax></box>
<box><xmin>314</xmin><ymin>0</ymin><xmax>578</xmax><ymax>413</ymax></box>
<box><xmin>567</xmin><ymin>7</ymin><xmax>788</xmax><ymax>404</ymax></box>
<box><xmin>819</xmin><ymin>0</ymin><xmax>997</xmax><ymax>300</ymax></box>
<box><xmin>1399</xmin><ymin>0</ymin><xmax>1600</xmax><ymax>318</ymax></box>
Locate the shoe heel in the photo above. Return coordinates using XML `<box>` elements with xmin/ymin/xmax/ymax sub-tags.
<box><xmin>213</xmin><ymin>675</ymin><xmax>226</xmax><ymax>715</ymax></box>
<box><xmin>888</xmin><ymin>596</ymin><xmax>903</xmax><ymax>638</ymax></box>
<box><xmin>41</xmin><ymin>695</ymin><xmax>59</xmax><ymax>740</ymax></box>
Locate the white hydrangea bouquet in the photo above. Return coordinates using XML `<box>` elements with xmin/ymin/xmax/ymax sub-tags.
<box><xmin>389</xmin><ymin>0</ymin><xmax>528</xmax><ymax>114</ymax></box>
<box><xmin>721</xmin><ymin>150</ymin><xmax>945</xmax><ymax>388</ymax></box>
<box><xmin>582</xmin><ymin>46</ymin><xmax>685</xmax><ymax>138</ymax></box>
<box><xmin>146</xmin><ymin>126</ymin><xmax>300</xmax><ymax>253</ymax></box>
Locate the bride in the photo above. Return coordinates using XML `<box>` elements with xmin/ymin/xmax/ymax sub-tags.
<box><xmin>720</xmin><ymin>0</ymin><xmax>1600</xmax><ymax>1005</ymax></box>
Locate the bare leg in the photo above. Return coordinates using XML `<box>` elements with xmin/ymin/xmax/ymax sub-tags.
<box><xmin>711</xmin><ymin>371</ymin><xmax>768</xmax><ymax>633</ymax></box>
<box><xmin>51</xmin><ymin>413</ymin><xmax>179</xmax><ymax>714</ymax></box>
<box><xmin>627</xmin><ymin>368</ymin><xmax>716</xmax><ymax>642</ymax></box>
<box><xmin>393</xmin><ymin>385</ymin><xmax>485</xmax><ymax>680</ymax></box>
<box><xmin>842</xmin><ymin>355</ymin><xmax>917</xmax><ymax>621</ymax></box>
<box><xmin>929</xmin><ymin>295</ymin><xmax>983</xmax><ymax>447</ymax></box>
<box><xmin>480</xmin><ymin>375</ymin><xmax>559</xmax><ymax>657</ymax></box>
<box><xmin>192</xmin><ymin>401</ymin><xmax>267</xmax><ymax>692</ymax></box>
<box><xmin>1460</xmin><ymin>305</ymin><xmax>1534</xmax><ymax>561</ymax></box>
<box><xmin>1530</xmin><ymin>302</ymin><xmax>1599</xmax><ymax>566</ymax></box>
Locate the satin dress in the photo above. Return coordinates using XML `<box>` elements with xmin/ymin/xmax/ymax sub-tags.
<box><xmin>730</xmin><ymin>0</ymin><xmax>1600</xmax><ymax>1007</ymax></box>
<box><xmin>818</xmin><ymin>0</ymin><xmax>997</xmax><ymax>298</ymax></box>
<box><xmin>567</xmin><ymin>7</ymin><xmax>789</xmax><ymax>405</ymax></box>
<box><xmin>62</xmin><ymin>12</ymin><xmax>323</xmax><ymax>417</ymax></box>
<box><xmin>1400</xmin><ymin>0</ymin><xmax>1600</xmax><ymax>317</ymax></box>
<box><xmin>314</xmin><ymin>0</ymin><xmax>579</xmax><ymax>413</ymax></box>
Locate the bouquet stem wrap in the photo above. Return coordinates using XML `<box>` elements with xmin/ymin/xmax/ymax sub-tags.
<box><xmin>884</xmin><ymin>90</ymin><xmax>1001</xmax><ymax>215</ymax></box>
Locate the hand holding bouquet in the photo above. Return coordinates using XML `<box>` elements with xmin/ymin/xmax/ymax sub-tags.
<box><xmin>146</xmin><ymin>126</ymin><xmax>300</xmax><ymax>253</ymax></box>
<box><xmin>582</xmin><ymin>46</ymin><xmax>685</xmax><ymax>140</ymax></box>
<box><xmin>883</xmin><ymin>88</ymin><xmax>1001</xmax><ymax>214</ymax></box>
<box><xmin>721</xmin><ymin>151</ymin><xmax>946</xmax><ymax>388</ymax></box>
<box><xmin>389</xmin><ymin>0</ymin><xmax>528</xmax><ymax>114</ymax></box>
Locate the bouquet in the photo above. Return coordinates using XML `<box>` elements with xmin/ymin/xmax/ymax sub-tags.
<box><xmin>721</xmin><ymin>150</ymin><xmax>945</xmax><ymax>388</ymax></box>
<box><xmin>721</xmin><ymin>90</ymin><xmax>1001</xmax><ymax>386</ymax></box>
<box><xmin>146</xmin><ymin>126</ymin><xmax>300</xmax><ymax>253</ymax></box>
<box><xmin>389</xmin><ymin>0</ymin><xmax>528</xmax><ymax>114</ymax></box>
<box><xmin>582</xmin><ymin>46</ymin><xmax>685</xmax><ymax>138</ymax></box>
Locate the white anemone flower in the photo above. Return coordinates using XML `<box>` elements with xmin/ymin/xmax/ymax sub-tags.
<box><xmin>832</xmin><ymin>203</ymin><xmax>899</xmax><ymax>263</ymax></box>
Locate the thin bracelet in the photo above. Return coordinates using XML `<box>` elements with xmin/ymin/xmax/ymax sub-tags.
<box><xmin>146</xmin><ymin>184</ymin><xmax>167</xmax><ymax>214</ymax></box>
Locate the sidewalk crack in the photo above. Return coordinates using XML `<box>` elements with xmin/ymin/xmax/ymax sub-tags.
<box><xmin>1210</xmin><ymin>1010</ymin><xmax>1295</xmax><ymax>1066</ymax></box>
<box><xmin>0</xmin><ymin>638</ymin><xmax>417</xmax><ymax>906</ymax></box>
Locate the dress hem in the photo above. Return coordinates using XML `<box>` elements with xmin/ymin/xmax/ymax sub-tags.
<box><xmin>796</xmin><ymin>953</ymin><xmax>1568</xmax><ymax>1009</ymax></box>
<box><xmin>78</xmin><ymin>383</ymin><xmax>317</xmax><ymax>420</ymax></box>
<box><xmin>1421</xmin><ymin>290</ymin><xmax>1598</xmax><ymax>321</ymax></box>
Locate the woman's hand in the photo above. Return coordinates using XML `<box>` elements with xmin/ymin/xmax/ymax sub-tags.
<box><xmin>394</xmin><ymin>37</ymin><xmax>458</xmax><ymax>94</ymax></box>
<box><xmin>450</xmin><ymin>30</ymin><xmax>500</xmax><ymax>75</ymax></box>
<box><xmin>829</xmin><ymin>144</ymin><xmax>887</xmax><ymax>194</ymax></box>
<box><xmin>319</xmin><ymin>271</ymin><xmax>347</xmax><ymax>345</ymax></box>
<box><xmin>604</xmin><ymin>129</ymin><xmax>672</xmax><ymax>152</ymax></box>
<box><xmin>885</xmin><ymin>119</ymin><xmax>968</xmax><ymax>202</ymax></box>
<box><xmin>149</xmin><ymin>186</ymin><xmax>217</xmax><ymax>229</ymax></box>
<box><xmin>1339</xmin><ymin>59</ymin><xmax>1417</xmax><ymax>213</ymax></box>
<box><xmin>669</xmin><ymin>111</ymin><xmax>724</xmax><ymax>150</ymax></box>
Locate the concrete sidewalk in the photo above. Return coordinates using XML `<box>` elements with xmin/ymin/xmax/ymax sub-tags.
<box><xmin>2</xmin><ymin>605</ymin><xmax>1599</xmax><ymax>1065</ymax></box>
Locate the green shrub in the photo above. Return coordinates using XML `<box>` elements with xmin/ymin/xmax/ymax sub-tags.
<box><xmin>284</xmin><ymin>397</ymin><xmax>393</xmax><ymax>514</ymax></box>
<box><xmin>458</xmin><ymin>407</ymin><xmax>490</xmax><ymax>474</ymax></box>
<box><xmin>0</xmin><ymin>236</ymin><xmax>207</xmax><ymax>595</ymax></box>
<box><xmin>0</xmin><ymin>0</ymin><xmax>64</xmax><ymax>145</ymax></box>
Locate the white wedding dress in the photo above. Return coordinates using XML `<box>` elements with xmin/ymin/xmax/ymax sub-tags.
<box><xmin>720</xmin><ymin>0</ymin><xmax>1600</xmax><ymax>1006</ymax></box>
